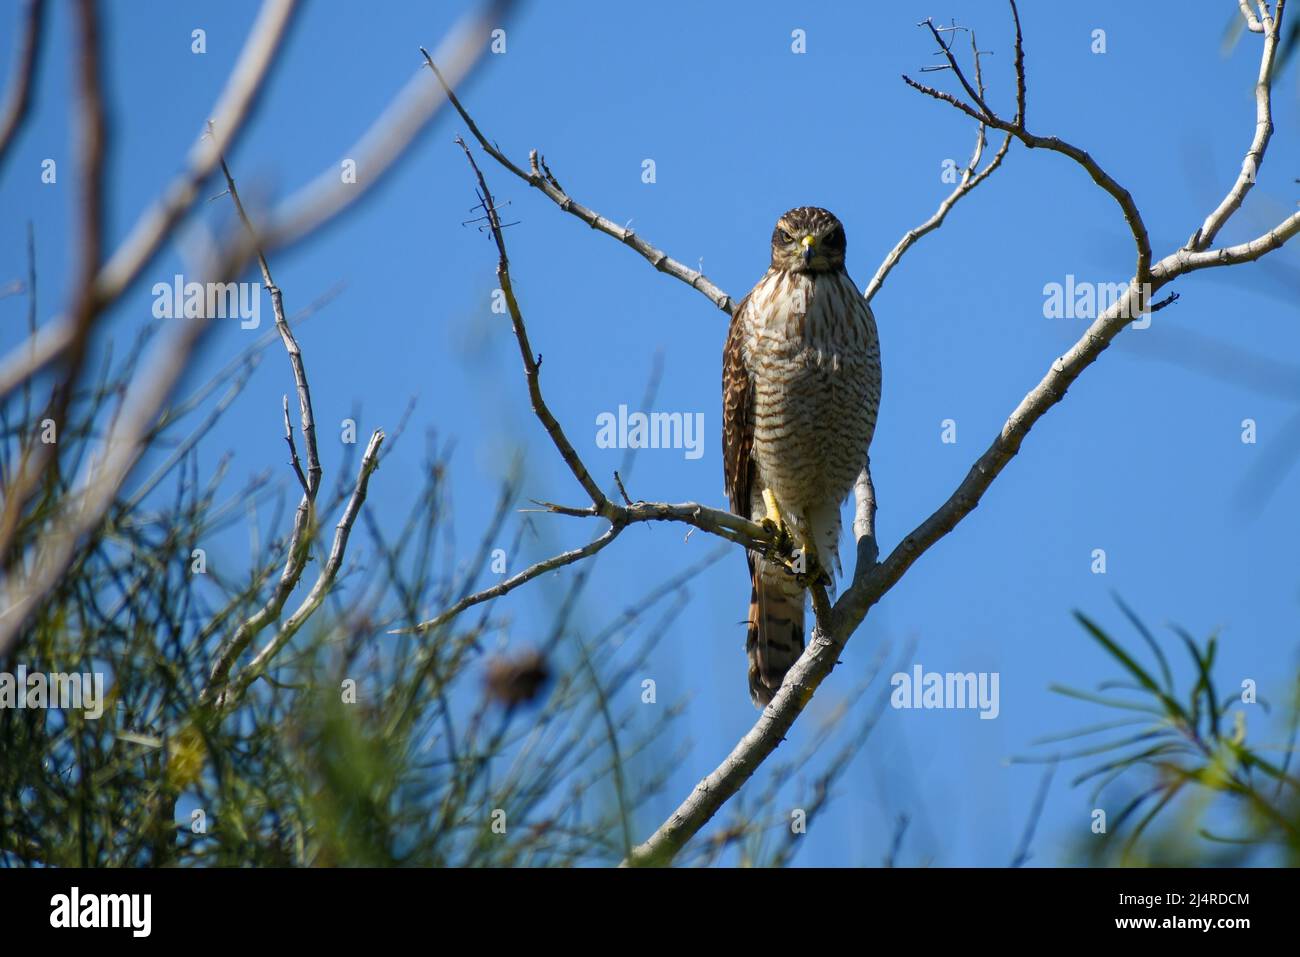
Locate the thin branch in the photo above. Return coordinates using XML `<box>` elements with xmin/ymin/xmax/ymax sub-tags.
<box><xmin>215</xmin><ymin>138</ymin><xmax>322</xmax><ymax>496</ymax></box>
<box><xmin>920</xmin><ymin>16</ymin><xmax>997</xmax><ymax>121</ymax></box>
<box><xmin>391</xmin><ymin>524</ymin><xmax>624</xmax><ymax>635</ymax></box>
<box><xmin>198</xmin><ymin>145</ymin><xmax>328</xmax><ymax>701</ymax></box>
<box><xmin>0</xmin><ymin>0</ymin><xmax>45</xmax><ymax>174</ymax></box>
<box><xmin>93</xmin><ymin>0</ymin><xmax>299</xmax><ymax>308</ymax></box>
<box><xmin>1169</xmin><ymin>208</ymin><xmax>1300</xmax><ymax>274</ymax></box>
<box><xmin>423</xmin><ymin>48</ymin><xmax>734</xmax><ymax>315</ymax></box>
<box><xmin>1192</xmin><ymin>0</ymin><xmax>1285</xmax><ymax>250</ymax></box>
<box><xmin>213</xmin><ymin>429</ymin><xmax>385</xmax><ymax>713</ymax></box>
<box><xmin>282</xmin><ymin>395</ymin><xmax>308</xmax><ymax>494</ymax></box>
<box><xmin>0</xmin><ymin>0</ymin><xmax>508</xmax><ymax>407</ymax></box>
<box><xmin>866</xmin><ymin>28</ymin><xmax>1012</xmax><ymax>303</ymax></box>
<box><xmin>852</xmin><ymin>456</ymin><xmax>879</xmax><ymax>567</ymax></box>
<box><xmin>397</xmin><ymin>492</ymin><xmax>776</xmax><ymax>636</ymax></box>
<box><xmin>455</xmin><ymin>135</ymin><xmax>610</xmax><ymax>512</ymax></box>
<box><xmin>903</xmin><ymin>1</ymin><xmax>1152</xmax><ymax>284</ymax></box>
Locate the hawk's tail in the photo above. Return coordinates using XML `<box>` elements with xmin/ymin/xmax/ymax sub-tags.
<box><xmin>746</xmin><ymin>556</ymin><xmax>806</xmax><ymax>708</ymax></box>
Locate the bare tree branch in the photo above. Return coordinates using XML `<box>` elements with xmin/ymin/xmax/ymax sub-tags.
<box><xmin>1171</xmin><ymin>208</ymin><xmax>1300</xmax><ymax>273</ymax></box>
<box><xmin>282</xmin><ymin>394</ymin><xmax>309</xmax><ymax>494</ymax></box>
<box><xmin>396</xmin><ymin>495</ymin><xmax>777</xmax><ymax>636</ymax></box>
<box><xmin>93</xmin><ymin>0</ymin><xmax>299</xmax><ymax>308</ymax></box>
<box><xmin>0</xmin><ymin>0</ymin><xmax>511</xmax><ymax>406</ymax></box>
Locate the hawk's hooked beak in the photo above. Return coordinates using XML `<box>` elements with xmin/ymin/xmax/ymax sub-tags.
<box><xmin>801</xmin><ymin>234</ymin><xmax>816</xmax><ymax>266</ymax></box>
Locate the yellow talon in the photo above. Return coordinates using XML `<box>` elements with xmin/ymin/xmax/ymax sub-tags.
<box><xmin>762</xmin><ymin>488</ymin><xmax>783</xmax><ymax>529</ymax></box>
<box><xmin>759</xmin><ymin>489</ymin><xmax>794</xmax><ymax>561</ymax></box>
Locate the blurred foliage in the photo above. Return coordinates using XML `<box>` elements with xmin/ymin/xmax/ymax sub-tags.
<box><xmin>0</xmin><ymin>311</ymin><xmax>718</xmax><ymax>867</ymax></box>
<box><xmin>1021</xmin><ymin>597</ymin><xmax>1300</xmax><ymax>866</ymax></box>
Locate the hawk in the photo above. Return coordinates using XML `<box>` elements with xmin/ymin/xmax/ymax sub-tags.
<box><xmin>723</xmin><ymin>207</ymin><xmax>881</xmax><ymax>707</ymax></box>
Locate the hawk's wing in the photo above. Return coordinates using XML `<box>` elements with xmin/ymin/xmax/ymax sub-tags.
<box><xmin>722</xmin><ymin>295</ymin><xmax>754</xmax><ymax>519</ymax></box>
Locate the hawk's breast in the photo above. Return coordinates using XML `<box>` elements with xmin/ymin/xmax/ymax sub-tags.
<box><xmin>741</xmin><ymin>268</ymin><xmax>881</xmax><ymax>515</ymax></box>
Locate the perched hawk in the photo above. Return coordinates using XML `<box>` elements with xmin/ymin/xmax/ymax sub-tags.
<box><xmin>722</xmin><ymin>207</ymin><xmax>881</xmax><ymax>707</ymax></box>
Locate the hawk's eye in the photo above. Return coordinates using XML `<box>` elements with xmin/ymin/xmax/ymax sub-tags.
<box><xmin>778</xmin><ymin>230</ymin><xmax>794</xmax><ymax>245</ymax></box>
<box><xmin>824</xmin><ymin>229</ymin><xmax>844</xmax><ymax>249</ymax></box>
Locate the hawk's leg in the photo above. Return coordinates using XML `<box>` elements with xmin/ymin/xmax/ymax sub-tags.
<box><xmin>759</xmin><ymin>489</ymin><xmax>830</xmax><ymax>586</ymax></box>
<box><xmin>759</xmin><ymin>488</ymin><xmax>794</xmax><ymax>559</ymax></box>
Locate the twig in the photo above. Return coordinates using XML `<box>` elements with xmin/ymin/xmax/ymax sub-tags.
<box><xmin>215</xmin><ymin>139</ymin><xmax>322</xmax><ymax>495</ymax></box>
<box><xmin>397</xmin><ymin>498</ymin><xmax>774</xmax><ymax>636</ymax></box>
<box><xmin>612</xmin><ymin>471</ymin><xmax>633</xmax><ymax>506</ymax></box>
<box><xmin>282</xmin><ymin>395</ymin><xmax>309</xmax><ymax>493</ymax></box>
<box><xmin>391</xmin><ymin>524</ymin><xmax>622</xmax><ymax>636</ymax></box>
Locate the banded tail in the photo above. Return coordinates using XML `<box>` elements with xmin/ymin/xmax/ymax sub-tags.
<box><xmin>745</xmin><ymin>555</ymin><xmax>806</xmax><ymax>707</ymax></box>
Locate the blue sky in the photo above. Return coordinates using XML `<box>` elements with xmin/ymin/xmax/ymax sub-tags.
<box><xmin>3</xmin><ymin>1</ymin><xmax>1298</xmax><ymax>865</ymax></box>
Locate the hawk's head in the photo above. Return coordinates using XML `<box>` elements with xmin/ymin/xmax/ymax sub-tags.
<box><xmin>769</xmin><ymin>206</ymin><xmax>847</xmax><ymax>274</ymax></box>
